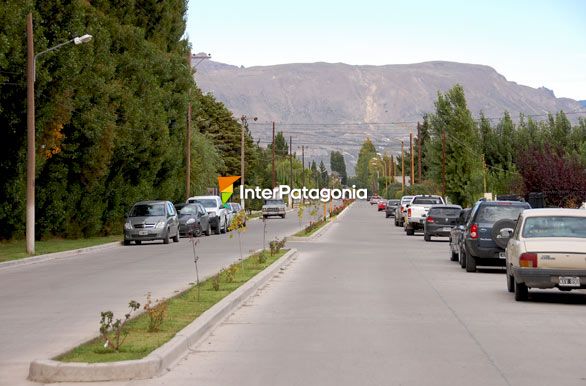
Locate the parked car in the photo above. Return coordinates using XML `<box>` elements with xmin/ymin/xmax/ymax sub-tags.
<box><xmin>505</xmin><ymin>208</ymin><xmax>586</xmax><ymax>301</ymax></box>
<box><xmin>175</xmin><ymin>203</ymin><xmax>211</xmax><ymax>237</ymax></box>
<box><xmin>449</xmin><ymin>208</ymin><xmax>471</xmax><ymax>262</ymax></box>
<box><xmin>123</xmin><ymin>200</ymin><xmax>179</xmax><ymax>245</ymax></box>
<box><xmin>385</xmin><ymin>199</ymin><xmax>400</xmax><ymax>218</ymax></box>
<box><xmin>404</xmin><ymin>195</ymin><xmax>445</xmax><ymax>235</ymax></box>
<box><xmin>377</xmin><ymin>200</ymin><xmax>387</xmax><ymax>211</ymax></box>
<box><xmin>187</xmin><ymin>195</ymin><xmax>229</xmax><ymax>234</ymax></box>
<box><xmin>394</xmin><ymin>195</ymin><xmax>414</xmax><ymax>227</ymax></box>
<box><xmin>262</xmin><ymin>199</ymin><xmax>286</xmax><ymax>219</ymax></box>
<box><xmin>227</xmin><ymin>202</ymin><xmax>246</xmax><ymax>226</ymax></box>
<box><xmin>423</xmin><ymin>205</ymin><xmax>462</xmax><ymax>242</ymax></box>
<box><xmin>461</xmin><ymin>200</ymin><xmax>531</xmax><ymax>272</ymax></box>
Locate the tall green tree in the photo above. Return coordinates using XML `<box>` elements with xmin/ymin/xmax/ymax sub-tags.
<box><xmin>425</xmin><ymin>85</ymin><xmax>483</xmax><ymax>205</ymax></box>
<box><xmin>355</xmin><ymin>138</ymin><xmax>377</xmax><ymax>189</ymax></box>
<box><xmin>330</xmin><ymin>150</ymin><xmax>347</xmax><ymax>185</ymax></box>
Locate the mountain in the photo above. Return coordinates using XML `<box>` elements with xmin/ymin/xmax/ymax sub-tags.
<box><xmin>580</xmin><ymin>100</ymin><xmax>586</xmax><ymax>108</ymax></box>
<box><xmin>194</xmin><ymin>60</ymin><xmax>584</xmax><ymax>172</ymax></box>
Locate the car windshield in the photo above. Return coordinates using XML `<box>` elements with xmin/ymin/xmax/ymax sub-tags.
<box><xmin>265</xmin><ymin>200</ymin><xmax>284</xmax><ymax>205</ymax></box>
<box><xmin>476</xmin><ymin>205</ymin><xmax>525</xmax><ymax>223</ymax></box>
<box><xmin>522</xmin><ymin>216</ymin><xmax>586</xmax><ymax>238</ymax></box>
<box><xmin>412</xmin><ymin>197</ymin><xmax>442</xmax><ymax>205</ymax></box>
<box><xmin>179</xmin><ymin>205</ymin><xmax>198</xmax><ymax>215</ymax></box>
<box><xmin>129</xmin><ymin>203</ymin><xmax>165</xmax><ymax>217</ymax></box>
<box><xmin>401</xmin><ymin>197</ymin><xmax>413</xmax><ymax>204</ymax></box>
<box><xmin>388</xmin><ymin>200</ymin><xmax>400</xmax><ymax>206</ymax></box>
<box><xmin>196</xmin><ymin>199</ymin><xmax>217</xmax><ymax>208</ymax></box>
<box><xmin>429</xmin><ymin>208</ymin><xmax>461</xmax><ymax>217</ymax></box>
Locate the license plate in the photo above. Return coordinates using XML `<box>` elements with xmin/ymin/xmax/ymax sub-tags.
<box><xmin>559</xmin><ymin>276</ymin><xmax>580</xmax><ymax>287</ymax></box>
<box><xmin>498</xmin><ymin>252</ymin><xmax>506</xmax><ymax>259</ymax></box>
<box><xmin>138</xmin><ymin>230</ymin><xmax>148</xmax><ymax>236</ymax></box>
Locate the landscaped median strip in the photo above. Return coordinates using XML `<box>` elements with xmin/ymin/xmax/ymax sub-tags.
<box><xmin>289</xmin><ymin>200</ymin><xmax>354</xmax><ymax>240</ymax></box>
<box><xmin>29</xmin><ymin>247</ymin><xmax>297</xmax><ymax>383</ymax></box>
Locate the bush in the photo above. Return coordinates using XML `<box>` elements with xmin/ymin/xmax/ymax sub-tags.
<box><xmin>99</xmin><ymin>300</ymin><xmax>140</xmax><ymax>352</ymax></box>
<box><xmin>143</xmin><ymin>293</ymin><xmax>167</xmax><ymax>333</ymax></box>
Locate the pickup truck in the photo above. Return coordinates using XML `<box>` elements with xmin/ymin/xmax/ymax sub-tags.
<box><xmin>404</xmin><ymin>195</ymin><xmax>445</xmax><ymax>235</ymax></box>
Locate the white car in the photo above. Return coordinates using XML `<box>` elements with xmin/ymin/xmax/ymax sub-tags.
<box><xmin>505</xmin><ymin>208</ymin><xmax>586</xmax><ymax>301</ymax></box>
<box><xmin>187</xmin><ymin>195</ymin><xmax>229</xmax><ymax>234</ymax></box>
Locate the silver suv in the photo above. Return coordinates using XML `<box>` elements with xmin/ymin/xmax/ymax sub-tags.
<box><xmin>124</xmin><ymin>201</ymin><xmax>179</xmax><ymax>245</ymax></box>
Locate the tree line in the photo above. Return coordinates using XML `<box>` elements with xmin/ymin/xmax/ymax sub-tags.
<box><xmin>0</xmin><ymin>1</ymin><xmax>342</xmax><ymax>240</ymax></box>
<box><xmin>356</xmin><ymin>85</ymin><xmax>586</xmax><ymax>207</ymax></box>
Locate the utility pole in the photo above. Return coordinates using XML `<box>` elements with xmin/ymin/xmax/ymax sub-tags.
<box><xmin>390</xmin><ymin>155</ymin><xmax>395</xmax><ymax>180</ymax></box>
<box><xmin>185</xmin><ymin>48</ymin><xmax>191</xmax><ymax>201</ymax></box>
<box><xmin>26</xmin><ymin>13</ymin><xmax>35</xmax><ymax>255</ymax></box>
<box><xmin>272</xmin><ymin>122</ymin><xmax>276</xmax><ymax>189</ymax></box>
<box><xmin>289</xmin><ymin>136</ymin><xmax>293</xmax><ymax>207</ymax></box>
<box><xmin>417</xmin><ymin>122</ymin><xmax>422</xmax><ymax>184</ymax></box>
<box><xmin>410</xmin><ymin>132</ymin><xmax>414</xmax><ymax>187</ymax></box>
<box><xmin>442</xmin><ymin>129</ymin><xmax>446</xmax><ymax>197</ymax></box>
<box><xmin>302</xmin><ymin>145</ymin><xmax>305</xmax><ymax>188</ymax></box>
<box><xmin>401</xmin><ymin>141</ymin><xmax>405</xmax><ymax>194</ymax></box>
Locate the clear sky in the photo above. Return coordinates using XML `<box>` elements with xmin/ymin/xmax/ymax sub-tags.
<box><xmin>185</xmin><ymin>0</ymin><xmax>585</xmax><ymax>100</ymax></box>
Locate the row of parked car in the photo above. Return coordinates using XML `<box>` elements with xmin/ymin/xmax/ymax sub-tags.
<box><xmin>123</xmin><ymin>196</ymin><xmax>289</xmax><ymax>246</ymax></box>
<box><xmin>372</xmin><ymin>194</ymin><xmax>586</xmax><ymax>301</ymax></box>
<box><xmin>123</xmin><ymin>196</ymin><xmax>244</xmax><ymax>245</ymax></box>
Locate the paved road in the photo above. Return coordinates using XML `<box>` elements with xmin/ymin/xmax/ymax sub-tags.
<box><xmin>107</xmin><ymin>200</ymin><xmax>586</xmax><ymax>386</ymax></box>
<box><xmin>0</xmin><ymin>209</ymin><xmax>316</xmax><ymax>386</ymax></box>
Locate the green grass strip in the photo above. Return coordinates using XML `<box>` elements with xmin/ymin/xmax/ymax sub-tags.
<box><xmin>0</xmin><ymin>236</ymin><xmax>122</xmax><ymax>263</ymax></box>
<box><xmin>56</xmin><ymin>249</ymin><xmax>288</xmax><ymax>363</ymax></box>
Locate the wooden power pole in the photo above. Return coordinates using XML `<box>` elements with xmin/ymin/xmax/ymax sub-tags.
<box><xmin>301</xmin><ymin>145</ymin><xmax>305</xmax><ymax>188</ymax></box>
<box><xmin>401</xmin><ymin>141</ymin><xmax>405</xmax><ymax>193</ymax></box>
<box><xmin>26</xmin><ymin>12</ymin><xmax>35</xmax><ymax>255</ymax></box>
<box><xmin>410</xmin><ymin>132</ymin><xmax>414</xmax><ymax>187</ymax></box>
<box><xmin>417</xmin><ymin>122</ymin><xmax>422</xmax><ymax>184</ymax></box>
<box><xmin>272</xmin><ymin>122</ymin><xmax>276</xmax><ymax>188</ymax></box>
<box><xmin>442</xmin><ymin>129</ymin><xmax>446</xmax><ymax>197</ymax></box>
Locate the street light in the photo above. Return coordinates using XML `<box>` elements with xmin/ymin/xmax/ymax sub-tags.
<box><xmin>26</xmin><ymin>12</ymin><xmax>92</xmax><ymax>254</ymax></box>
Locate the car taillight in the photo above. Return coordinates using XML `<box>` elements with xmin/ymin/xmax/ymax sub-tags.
<box><xmin>470</xmin><ymin>224</ymin><xmax>478</xmax><ymax>239</ymax></box>
<box><xmin>408</xmin><ymin>208</ymin><xmax>412</xmax><ymax>217</ymax></box>
<box><xmin>426</xmin><ymin>216</ymin><xmax>434</xmax><ymax>223</ymax></box>
<box><xmin>519</xmin><ymin>252</ymin><xmax>538</xmax><ymax>268</ymax></box>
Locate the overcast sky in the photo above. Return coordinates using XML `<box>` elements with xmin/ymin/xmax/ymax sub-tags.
<box><xmin>185</xmin><ymin>0</ymin><xmax>585</xmax><ymax>101</ymax></box>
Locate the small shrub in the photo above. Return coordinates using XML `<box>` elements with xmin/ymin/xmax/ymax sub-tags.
<box><xmin>269</xmin><ymin>237</ymin><xmax>287</xmax><ymax>255</ymax></box>
<box><xmin>225</xmin><ymin>264</ymin><xmax>238</xmax><ymax>283</ymax></box>
<box><xmin>211</xmin><ymin>271</ymin><xmax>222</xmax><ymax>291</ymax></box>
<box><xmin>143</xmin><ymin>292</ymin><xmax>167</xmax><ymax>333</ymax></box>
<box><xmin>99</xmin><ymin>300</ymin><xmax>140</xmax><ymax>352</ymax></box>
<box><xmin>257</xmin><ymin>250</ymin><xmax>267</xmax><ymax>264</ymax></box>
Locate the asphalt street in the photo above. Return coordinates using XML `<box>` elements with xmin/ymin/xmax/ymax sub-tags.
<box><xmin>0</xmin><ymin>209</ymin><xmax>313</xmax><ymax>386</ymax></box>
<box><xmin>105</xmin><ymin>200</ymin><xmax>586</xmax><ymax>386</ymax></box>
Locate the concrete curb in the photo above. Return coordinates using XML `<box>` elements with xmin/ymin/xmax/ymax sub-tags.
<box><xmin>0</xmin><ymin>241</ymin><xmax>122</xmax><ymax>271</ymax></box>
<box><xmin>288</xmin><ymin>201</ymin><xmax>354</xmax><ymax>242</ymax></box>
<box><xmin>28</xmin><ymin>248</ymin><xmax>298</xmax><ymax>383</ymax></box>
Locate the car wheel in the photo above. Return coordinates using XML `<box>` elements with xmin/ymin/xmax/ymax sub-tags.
<box><xmin>406</xmin><ymin>228</ymin><xmax>414</xmax><ymax>236</ymax></box>
<box><xmin>163</xmin><ymin>231</ymin><xmax>170</xmax><ymax>244</ymax></box>
<box><xmin>135</xmin><ymin>240</ymin><xmax>142</xmax><ymax>245</ymax></box>
<box><xmin>194</xmin><ymin>224</ymin><xmax>203</xmax><ymax>237</ymax></box>
<box><xmin>123</xmin><ymin>240</ymin><xmax>130</xmax><ymax>246</ymax></box>
<box><xmin>514</xmin><ymin>280</ymin><xmax>529</xmax><ymax>301</ymax></box>
<box><xmin>507</xmin><ymin>269</ymin><xmax>515</xmax><ymax>293</ymax></box>
<box><xmin>424</xmin><ymin>234</ymin><xmax>431</xmax><ymax>242</ymax></box>
<box><xmin>204</xmin><ymin>223</ymin><xmax>211</xmax><ymax>236</ymax></box>
<box><xmin>450</xmin><ymin>250</ymin><xmax>458</xmax><ymax>262</ymax></box>
<box><xmin>172</xmin><ymin>232</ymin><xmax>179</xmax><ymax>242</ymax></box>
<box><xmin>465</xmin><ymin>250</ymin><xmax>476</xmax><ymax>272</ymax></box>
<box><xmin>281</xmin><ymin>214</ymin><xmax>286</xmax><ymax>219</ymax></box>
<box><xmin>459</xmin><ymin>248</ymin><xmax>466</xmax><ymax>268</ymax></box>
<box><xmin>220</xmin><ymin>218</ymin><xmax>227</xmax><ymax>234</ymax></box>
